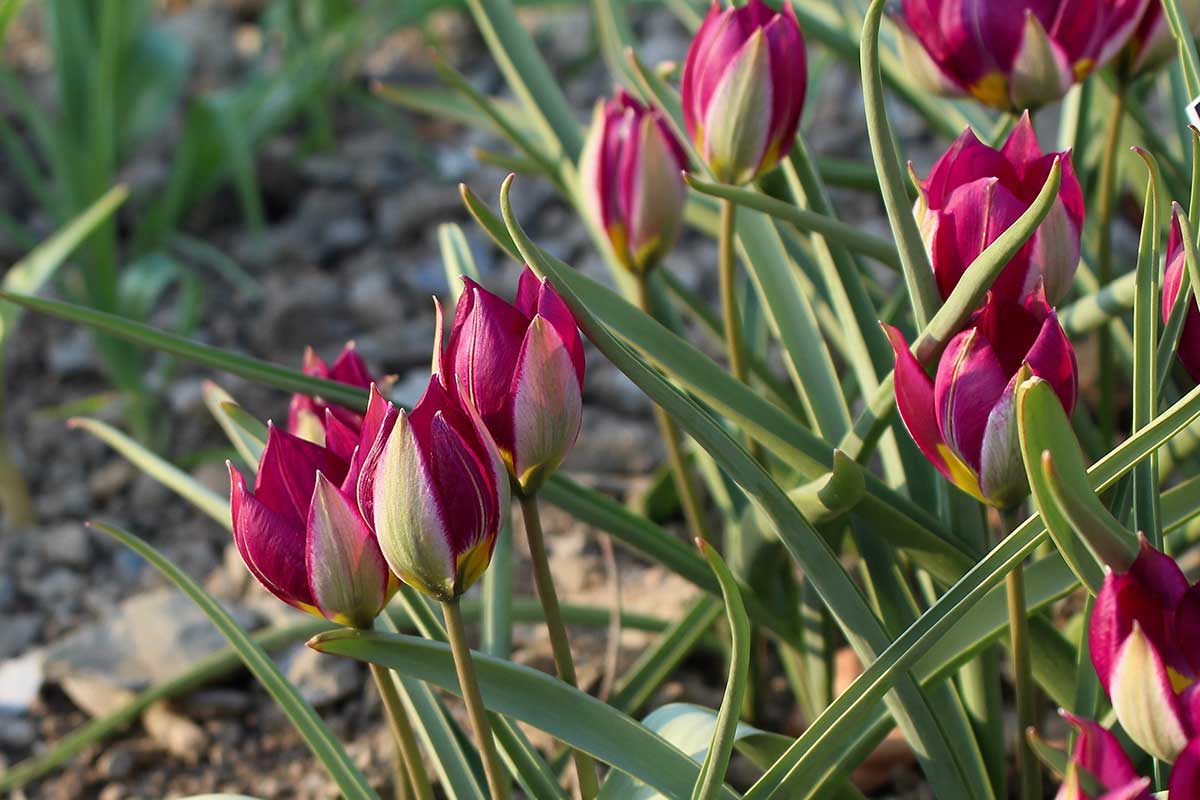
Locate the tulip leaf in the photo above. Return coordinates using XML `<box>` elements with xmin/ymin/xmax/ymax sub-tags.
<box><xmin>0</xmin><ymin>184</ymin><xmax>127</xmax><ymax>344</ymax></box>
<box><xmin>201</xmin><ymin>383</ymin><xmax>265</xmax><ymax>468</ymax></box>
<box><xmin>1131</xmin><ymin>150</ymin><xmax>1163</xmax><ymax>550</ymax></box>
<box><xmin>860</xmin><ymin>0</ymin><xmax>939</xmax><ymax>325</ymax></box>
<box><xmin>501</xmin><ymin>175</ymin><xmax>995</xmax><ymax>800</ymax></box>
<box><xmin>1163</xmin><ymin>0</ymin><xmax>1200</xmax><ymax>97</ymax></box>
<box><xmin>309</xmin><ymin>628</ymin><xmax>740</xmax><ymax>800</ymax></box>
<box><xmin>1026</xmin><ymin>729</ymin><xmax>1105</xmax><ymax>797</ymax></box>
<box><xmin>683</xmin><ymin>175</ymin><xmax>901</xmax><ymax>271</ymax></box>
<box><xmin>438</xmin><ymin>222</ymin><xmax>480</xmax><ymax>306</ymax></box>
<box><xmin>69</xmin><ymin>416</ymin><xmax>229</xmax><ymax>525</ymax></box>
<box><xmin>1159</xmin><ymin>206</ymin><xmax>1200</xmax><ymax>395</ymax></box>
<box><xmin>88</xmin><ymin>523</ymin><xmax>378</xmax><ymax>800</ymax></box>
<box><xmin>690</xmin><ymin>542</ymin><xmax>751</xmax><ymax>800</ymax></box>
<box><xmin>596</xmin><ymin>704</ymin><xmax>797</xmax><ymax>800</ymax></box>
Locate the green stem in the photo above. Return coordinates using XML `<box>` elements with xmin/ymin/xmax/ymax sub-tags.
<box><xmin>718</xmin><ymin>198</ymin><xmax>747</xmax><ymax>387</ymax></box>
<box><xmin>1096</xmin><ymin>87</ymin><xmax>1127</xmax><ymax>446</ymax></box>
<box><xmin>518</xmin><ymin>492</ymin><xmax>601</xmax><ymax>799</ymax></box>
<box><xmin>1001</xmin><ymin>507</ymin><xmax>1040</xmax><ymax>800</ymax></box>
<box><xmin>0</xmin><ymin>440</ymin><xmax>33</xmax><ymax>527</ymax></box>
<box><xmin>440</xmin><ymin>598</ymin><xmax>510</xmax><ymax>800</ymax></box>
<box><xmin>634</xmin><ymin>276</ymin><xmax>713</xmax><ymax>543</ymax></box>
<box><xmin>368</xmin><ymin>663</ymin><xmax>434</xmax><ymax>800</ymax></box>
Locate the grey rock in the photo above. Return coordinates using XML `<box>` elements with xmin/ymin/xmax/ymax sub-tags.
<box><xmin>347</xmin><ymin>267</ymin><xmax>401</xmax><ymax>327</ymax></box>
<box><xmin>0</xmin><ymin>614</ymin><xmax>39</xmax><ymax>660</ymax></box>
<box><xmin>96</xmin><ymin>745</ymin><xmax>136</xmax><ymax>780</ymax></box>
<box><xmin>88</xmin><ymin>459</ymin><xmax>134</xmax><ymax>501</ymax></box>
<box><xmin>46</xmin><ymin>329</ymin><xmax>97</xmax><ymax>377</ymax></box>
<box><xmin>27</xmin><ymin>568</ymin><xmax>83</xmax><ymax>607</ymax></box>
<box><xmin>0</xmin><ymin>713</ymin><xmax>36</xmax><ymax>749</ymax></box>
<box><xmin>280</xmin><ymin>645</ymin><xmax>362</xmax><ymax>707</ymax></box>
<box><xmin>374</xmin><ymin>185</ymin><xmax>463</xmax><ymax>245</ymax></box>
<box><xmin>39</xmin><ymin>522</ymin><xmax>91</xmax><ymax>568</ymax></box>
<box><xmin>44</xmin><ymin>588</ymin><xmax>260</xmax><ymax>717</ymax></box>
<box><xmin>0</xmin><ymin>651</ymin><xmax>44</xmax><ymax>712</ymax></box>
<box><xmin>0</xmin><ymin>576</ymin><xmax>15</xmax><ymax>610</ymax></box>
<box><xmin>142</xmin><ymin>700</ymin><xmax>207</xmax><ymax>761</ymax></box>
<box><xmin>322</xmin><ymin>216</ymin><xmax>371</xmax><ymax>257</ymax></box>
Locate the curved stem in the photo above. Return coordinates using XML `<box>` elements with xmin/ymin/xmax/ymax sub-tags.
<box><xmin>440</xmin><ymin>599</ymin><xmax>510</xmax><ymax>800</ymax></box>
<box><xmin>633</xmin><ymin>276</ymin><xmax>714</xmax><ymax>543</ymax></box>
<box><xmin>718</xmin><ymin>199</ymin><xmax>747</xmax><ymax>387</ymax></box>
<box><xmin>1001</xmin><ymin>507</ymin><xmax>1040</xmax><ymax>800</ymax></box>
<box><xmin>368</xmin><ymin>663</ymin><xmax>434</xmax><ymax>800</ymax></box>
<box><xmin>519</xmin><ymin>492</ymin><xmax>601</xmax><ymax>798</ymax></box>
<box><xmin>1096</xmin><ymin>87</ymin><xmax>1127</xmax><ymax>445</ymax></box>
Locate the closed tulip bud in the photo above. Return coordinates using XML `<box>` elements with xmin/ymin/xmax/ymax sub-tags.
<box><xmin>580</xmin><ymin>91</ymin><xmax>689</xmax><ymax>274</ymax></box>
<box><xmin>1088</xmin><ymin>535</ymin><xmax>1200</xmax><ymax>764</ymax></box>
<box><xmin>887</xmin><ymin>290</ymin><xmax>1077</xmax><ymax>509</ymax></box>
<box><xmin>287</xmin><ymin>343</ymin><xmax>387</xmax><ymax>453</ymax></box>
<box><xmin>1162</xmin><ymin>216</ymin><xmax>1200</xmax><ymax>383</ymax></box>
<box><xmin>681</xmin><ymin>0</ymin><xmax>806</xmax><ymax>185</ymax></box>
<box><xmin>1055</xmin><ymin>713</ymin><xmax>1151</xmax><ymax>800</ymax></box>
<box><xmin>358</xmin><ymin>379</ymin><xmax>509</xmax><ymax>601</ymax></box>
<box><xmin>915</xmin><ymin>113</ymin><xmax>1084</xmax><ymax>305</ymax></box>
<box><xmin>441</xmin><ymin>268</ymin><xmax>585</xmax><ymax>495</ymax></box>
<box><xmin>896</xmin><ymin>0</ymin><xmax>1148</xmax><ymax>111</ymax></box>
<box><xmin>228</xmin><ymin>424</ymin><xmax>394</xmax><ymax>629</ymax></box>
<box><xmin>1118</xmin><ymin>2</ymin><xmax>1200</xmax><ymax>78</ymax></box>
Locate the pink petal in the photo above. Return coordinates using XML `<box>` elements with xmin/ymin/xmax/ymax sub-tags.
<box><xmin>935</xmin><ymin>321</ymin><xmax>1010</xmax><ymax>474</ymax></box>
<box><xmin>306</xmin><ymin>472</ymin><xmax>389</xmax><ymax>627</ymax></box>
<box><xmin>255</xmin><ymin>424</ymin><xmax>349</xmax><ymax>526</ymax></box>
<box><xmin>1060</xmin><ymin>712</ymin><xmax>1145</xmax><ymax>795</ymax></box>
<box><xmin>884</xmin><ymin>324</ymin><xmax>952</xmax><ymax>480</ymax></box>
<box><xmin>1108</xmin><ymin>622</ymin><xmax>1191</xmax><ymax>762</ymax></box>
<box><xmin>1170</xmin><ymin>738</ymin><xmax>1200</xmax><ymax>798</ymax></box>
<box><xmin>229</xmin><ymin>462</ymin><xmax>313</xmax><ymax>610</ymax></box>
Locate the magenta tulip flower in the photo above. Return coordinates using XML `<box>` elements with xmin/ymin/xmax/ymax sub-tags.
<box><xmin>1162</xmin><ymin>216</ymin><xmax>1200</xmax><ymax>382</ymax></box>
<box><xmin>916</xmin><ymin>113</ymin><xmax>1084</xmax><ymax>305</ymax></box>
<box><xmin>287</xmin><ymin>343</ymin><xmax>381</xmax><ymax>450</ymax></box>
<box><xmin>1120</xmin><ymin>1</ymin><xmax>1200</xmax><ymax>77</ymax></box>
<box><xmin>440</xmin><ymin>268</ymin><xmax>585</xmax><ymax>495</ymax></box>
<box><xmin>1089</xmin><ymin>535</ymin><xmax>1200</xmax><ymax>763</ymax></box>
<box><xmin>895</xmin><ymin>0</ymin><xmax>1149</xmax><ymax>110</ymax></box>
<box><xmin>1055</xmin><ymin>713</ymin><xmax>1150</xmax><ymax>800</ymax></box>
<box><xmin>357</xmin><ymin>380</ymin><xmax>509</xmax><ymax>601</ymax></box>
<box><xmin>681</xmin><ymin>0</ymin><xmax>806</xmax><ymax>185</ymax></box>
<box><xmin>228</xmin><ymin>424</ymin><xmax>394</xmax><ymax>628</ymax></box>
<box><xmin>886</xmin><ymin>289</ymin><xmax>1077</xmax><ymax>509</ymax></box>
<box><xmin>580</xmin><ymin>90</ymin><xmax>689</xmax><ymax>274</ymax></box>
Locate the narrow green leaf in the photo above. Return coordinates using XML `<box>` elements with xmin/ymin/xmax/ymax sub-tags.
<box><xmin>89</xmin><ymin>523</ymin><xmax>377</xmax><ymax>800</ymax></box>
<box><xmin>200</xmin><ymin>383</ymin><xmax>265</xmax><ymax>468</ymax></box>
<box><xmin>691</xmin><ymin>542</ymin><xmax>750</xmax><ymax>800</ymax></box>
<box><xmin>684</xmin><ymin>175</ymin><xmax>900</xmax><ymax>271</ymax></box>
<box><xmin>311</xmin><ymin>629</ymin><xmax>737</xmax><ymax>800</ymax></box>
<box><xmin>69</xmin><ymin>417</ymin><xmax>229</xmax><ymax>525</ymax></box>
<box><xmin>1162</xmin><ymin>0</ymin><xmax>1200</xmax><ymax>97</ymax></box>
<box><xmin>860</xmin><ymin>0</ymin><xmax>938</xmax><ymax>325</ymax></box>
<box><xmin>438</xmin><ymin>222</ymin><xmax>480</xmax><ymax>307</ymax></box>
<box><xmin>1158</xmin><ymin>205</ymin><xmax>1199</xmax><ymax>395</ymax></box>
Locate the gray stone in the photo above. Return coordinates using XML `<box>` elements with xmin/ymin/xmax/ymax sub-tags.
<box><xmin>322</xmin><ymin>216</ymin><xmax>371</xmax><ymax>256</ymax></box>
<box><xmin>0</xmin><ymin>714</ymin><xmax>36</xmax><ymax>749</ymax></box>
<box><xmin>348</xmin><ymin>268</ymin><xmax>401</xmax><ymax>327</ymax></box>
<box><xmin>95</xmin><ymin>745</ymin><xmax>136</xmax><ymax>780</ymax></box>
<box><xmin>280</xmin><ymin>645</ymin><xmax>362</xmax><ymax>707</ymax></box>
<box><xmin>46</xmin><ymin>329</ymin><xmax>97</xmax><ymax>377</ymax></box>
<box><xmin>142</xmin><ymin>700</ymin><xmax>207</xmax><ymax>761</ymax></box>
<box><xmin>0</xmin><ymin>614</ymin><xmax>39</xmax><ymax>660</ymax></box>
<box><xmin>44</xmin><ymin>588</ymin><xmax>260</xmax><ymax>717</ymax></box>
<box><xmin>0</xmin><ymin>651</ymin><xmax>44</xmax><ymax>712</ymax></box>
<box><xmin>88</xmin><ymin>459</ymin><xmax>134</xmax><ymax>501</ymax></box>
<box><xmin>374</xmin><ymin>185</ymin><xmax>463</xmax><ymax>245</ymax></box>
<box><xmin>39</xmin><ymin>522</ymin><xmax>91</xmax><ymax>568</ymax></box>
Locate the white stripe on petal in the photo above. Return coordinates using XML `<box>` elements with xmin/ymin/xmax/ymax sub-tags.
<box><xmin>1109</xmin><ymin>623</ymin><xmax>1190</xmax><ymax>763</ymax></box>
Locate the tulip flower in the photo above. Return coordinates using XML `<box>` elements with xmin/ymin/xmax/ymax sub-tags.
<box><xmin>1055</xmin><ymin>713</ymin><xmax>1150</xmax><ymax>800</ymax></box>
<box><xmin>580</xmin><ymin>90</ymin><xmax>689</xmax><ymax>275</ymax></box>
<box><xmin>681</xmin><ymin>0</ymin><xmax>806</xmax><ymax>185</ymax></box>
<box><xmin>357</xmin><ymin>380</ymin><xmax>509</xmax><ymax>601</ymax></box>
<box><xmin>1119</xmin><ymin>1</ymin><xmax>1200</xmax><ymax>78</ymax></box>
<box><xmin>287</xmin><ymin>343</ymin><xmax>382</xmax><ymax>449</ymax></box>
<box><xmin>895</xmin><ymin>0</ymin><xmax>1149</xmax><ymax>111</ymax></box>
<box><xmin>1162</xmin><ymin>216</ymin><xmax>1200</xmax><ymax>382</ymax></box>
<box><xmin>886</xmin><ymin>289</ymin><xmax>1077</xmax><ymax>509</ymax></box>
<box><xmin>1089</xmin><ymin>535</ymin><xmax>1200</xmax><ymax>763</ymax></box>
<box><xmin>440</xmin><ymin>268</ymin><xmax>585</xmax><ymax>495</ymax></box>
<box><xmin>228</xmin><ymin>424</ymin><xmax>394</xmax><ymax>628</ymax></box>
<box><xmin>915</xmin><ymin>113</ymin><xmax>1084</xmax><ymax>305</ymax></box>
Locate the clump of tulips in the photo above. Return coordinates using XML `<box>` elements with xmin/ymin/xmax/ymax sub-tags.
<box><xmin>20</xmin><ymin>0</ymin><xmax>1200</xmax><ymax>798</ymax></box>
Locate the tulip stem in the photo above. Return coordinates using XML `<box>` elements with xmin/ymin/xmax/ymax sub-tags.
<box><xmin>718</xmin><ymin>198</ymin><xmax>748</xmax><ymax>389</ymax></box>
<box><xmin>1096</xmin><ymin>86</ymin><xmax>1127</xmax><ymax>446</ymax></box>
<box><xmin>633</xmin><ymin>275</ymin><xmax>714</xmax><ymax>543</ymax></box>
<box><xmin>1000</xmin><ymin>506</ymin><xmax>1040</xmax><ymax>800</ymax></box>
<box><xmin>440</xmin><ymin>598</ymin><xmax>511</xmax><ymax>800</ymax></box>
<box><xmin>368</xmin><ymin>663</ymin><xmax>434</xmax><ymax>800</ymax></box>
<box><xmin>518</xmin><ymin>492</ymin><xmax>601</xmax><ymax>798</ymax></box>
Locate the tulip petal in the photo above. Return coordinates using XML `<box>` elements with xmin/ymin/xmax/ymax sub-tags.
<box><xmin>368</xmin><ymin>410</ymin><xmax>457</xmax><ymax>600</ymax></box>
<box><xmin>255</xmin><ymin>424</ymin><xmax>349</xmax><ymax>526</ymax></box>
<box><xmin>1109</xmin><ymin>622</ymin><xmax>1190</xmax><ymax>763</ymax></box>
<box><xmin>1009</xmin><ymin>12</ymin><xmax>1074</xmax><ymax>109</ymax></box>
<box><xmin>508</xmin><ymin>315</ymin><xmax>584</xmax><ymax>492</ymax></box>
<box><xmin>306</xmin><ymin>472</ymin><xmax>389</xmax><ymax>628</ymax></box>
<box><xmin>923</xmin><ymin>128</ymin><xmax>1020</xmax><ymax>210</ymax></box>
<box><xmin>229</xmin><ymin>462</ymin><xmax>314</xmax><ymax>611</ymax></box>
<box><xmin>1170</xmin><ymin>738</ymin><xmax>1200</xmax><ymax>798</ymax></box>
<box><xmin>977</xmin><ymin>372</ymin><xmax>1025</xmax><ymax>509</ymax></box>
<box><xmin>935</xmin><ymin>324</ymin><xmax>1010</xmax><ymax>475</ymax></box>
<box><xmin>529</xmin><ymin>277</ymin><xmax>585</xmax><ymax>391</ymax></box>
<box><xmin>1173</xmin><ymin>583</ymin><xmax>1200</xmax><ymax>678</ymax></box>
<box><xmin>702</xmin><ymin>28</ymin><xmax>772</xmax><ymax>183</ymax></box>
<box><xmin>1090</xmin><ymin>569</ymin><xmax>1181</xmax><ymax>692</ymax></box>
<box><xmin>1060</xmin><ymin>711</ymin><xmax>1146</xmax><ymax>796</ymax></box>
<box><xmin>1023</xmin><ymin>309</ymin><xmax>1078</xmax><ymax>416</ymax></box>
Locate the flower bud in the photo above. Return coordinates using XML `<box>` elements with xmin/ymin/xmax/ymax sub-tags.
<box><xmin>441</xmin><ymin>268</ymin><xmax>585</xmax><ymax>495</ymax></box>
<box><xmin>1162</xmin><ymin>215</ymin><xmax>1200</xmax><ymax>383</ymax></box>
<box><xmin>1119</xmin><ymin>2</ymin><xmax>1200</xmax><ymax>78</ymax></box>
<box><xmin>681</xmin><ymin>0</ymin><xmax>806</xmax><ymax>184</ymax></box>
<box><xmin>896</xmin><ymin>0</ymin><xmax>1148</xmax><ymax>110</ymax></box>
<box><xmin>228</xmin><ymin>424</ymin><xmax>393</xmax><ymax>628</ymax></box>
<box><xmin>358</xmin><ymin>378</ymin><xmax>509</xmax><ymax>601</ymax></box>
<box><xmin>287</xmin><ymin>343</ymin><xmax>386</xmax><ymax>453</ymax></box>
<box><xmin>887</xmin><ymin>290</ymin><xmax>1077</xmax><ymax>509</ymax></box>
<box><xmin>580</xmin><ymin>91</ymin><xmax>689</xmax><ymax>274</ymax></box>
<box><xmin>915</xmin><ymin>113</ymin><xmax>1084</xmax><ymax>305</ymax></box>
